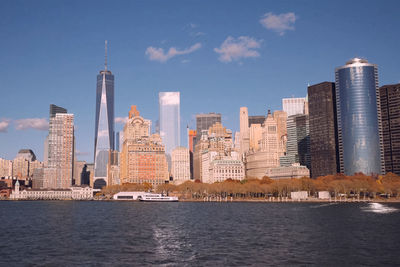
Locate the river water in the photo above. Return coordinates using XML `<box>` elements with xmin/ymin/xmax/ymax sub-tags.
<box><xmin>0</xmin><ymin>201</ymin><xmax>399</xmax><ymax>266</ymax></box>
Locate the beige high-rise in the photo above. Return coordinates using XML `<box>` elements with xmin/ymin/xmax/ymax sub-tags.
<box><xmin>171</xmin><ymin>147</ymin><xmax>190</xmax><ymax>185</ymax></box>
<box><xmin>46</xmin><ymin>113</ymin><xmax>74</xmax><ymax>188</ymax></box>
<box><xmin>239</xmin><ymin>107</ymin><xmax>250</xmax><ymax>155</ymax></box>
<box><xmin>246</xmin><ymin>110</ymin><xmax>287</xmax><ymax>178</ymax></box>
<box><xmin>120</xmin><ymin>106</ymin><xmax>169</xmax><ymax>186</ymax></box>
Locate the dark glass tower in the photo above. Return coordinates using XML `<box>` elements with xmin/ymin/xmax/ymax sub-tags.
<box><xmin>195</xmin><ymin>113</ymin><xmax>221</xmax><ymax>148</ymax></box>
<box><xmin>379</xmin><ymin>84</ymin><xmax>400</xmax><ymax>175</ymax></box>
<box><xmin>308</xmin><ymin>82</ymin><xmax>340</xmax><ymax>178</ymax></box>
<box><xmin>94</xmin><ymin>41</ymin><xmax>115</xmax><ymax>188</ymax></box>
<box><xmin>335</xmin><ymin>58</ymin><xmax>384</xmax><ymax>175</ymax></box>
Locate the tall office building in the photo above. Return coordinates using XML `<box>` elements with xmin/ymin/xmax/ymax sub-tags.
<box><xmin>195</xmin><ymin>113</ymin><xmax>221</xmax><ymax>147</ymax></box>
<box><xmin>171</xmin><ymin>147</ymin><xmax>190</xmax><ymax>184</ymax></box>
<box><xmin>335</xmin><ymin>58</ymin><xmax>384</xmax><ymax>175</ymax></box>
<box><xmin>279</xmin><ymin>114</ymin><xmax>310</xmax><ymax>170</ymax></box>
<box><xmin>159</xmin><ymin>92</ymin><xmax>180</xmax><ymax>156</ymax></box>
<box><xmin>94</xmin><ymin>41</ymin><xmax>115</xmax><ymax>189</ymax></box>
<box><xmin>246</xmin><ymin>110</ymin><xmax>287</xmax><ymax>178</ymax></box>
<box><xmin>282</xmin><ymin>97</ymin><xmax>307</xmax><ymax>117</ymax></box>
<box><xmin>308</xmin><ymin>82</ymin><xmax>339</xmax><ymax>178</ymax></box>
<box><xmin>120</xmin><ymin>106</ymin><xmax>169</xmax><ymax>185</ymax></box>
<box><xmin>248</xmin><ymin>115</ymin><xmax>266</xmax><ymax>126</ymax></box>
<box><xmin>239</xmin><ymin>107</ymin><xmax>250</xmax><ymax>155</ymax></box>
<box><xmin>379</xmin><ymin>83</ymin><xmax>400</xmax><ymax>175</ymax></box>
<box><xmin>46</xmin><ymin>105</ymin><xmax>74</xmax><ymax>188</ymax></box>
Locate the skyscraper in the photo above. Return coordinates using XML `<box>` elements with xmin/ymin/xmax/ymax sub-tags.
<box><xmin>159</xmin><ymin>92</ymin><xmax>180</xmax><ymax>156</ymax></box>
<box><xmin>120</xmin><ymin>106</ymin><xmax>169</xmax><ymax>185</ymax></box>
<box><xmin>279</xmin><ymin>114</ymin><xmax>310</xmax><ymax>170</ymax></box>
<box><xmin>379</xmin><ymin>83</ymin><xmax>400</xmax><ymax>175</ymax></box>
<box><xmin>46</xmin><ymin>105</ymin><xmax>74</xmax><ymax>188</ymax></box>
<box><xmin>308</xmin><ymin>82</ymin><xmax>340</xmax><ymax>178</ymax></box>
<box><xmin>335</xmin><ymin>58</ymin><xmax>384</xmax><ymax>175</ymax></box>
<box><xmin>282</xmin><ymin>97</ymin><xmax>307</xmax><ymax>117</ymax></box>
<box><xmin>195</xmin><ymin>113</ymin><xmax>221</xmax><ymax>147</ymax></box>
<box><xmin>239</xmin><ymin>107</ymin><xmax>250</xmax><ymax>155</ymax></box>
<box><xmin>94</xmin><ymin>41</ymin><xmax>115</xmax><ymax>189</ymax></box>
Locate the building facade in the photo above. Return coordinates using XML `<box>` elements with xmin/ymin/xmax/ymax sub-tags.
<box><xmin>120</xmin><ymin>106</ymin><xmax>169</xmax><ymax>186</ymax></box>
<box><xmin>246</xmin><ymin>110</ymin><xmax>287</xmax><ymax>178</ymax></box>
<box><xmin>282</xmin><ymin>97</ymin><xmax>307</xmax><ymax>117</ymax></box>
<box><xmin>239</xmin><ymin>107</ymin><xmax>250</xmax><ymax>155</ymax></box>
<box><xmin>335</xmin><ymin>58</ymin><xmax>384</xmax><ymax>175</ymax></box>
<box><xmin>209</xmin><ymin>158</ymin><xmax>245</xmax><ymax>183</ymax></box>
<box><xmin>171</xmin><ymin>147</ymin><xmax>190</xmax><ymax>185</ymax></box>
<box><xmin>94</xmin><ymin>41</ymin><xmax>115</xmax><ymax>188</ymax></box>
<box><xmin>379</xmin><ymin>83</ymin><xmax>400</xmax><ymax>175</ymax></box>
<box><xmin>159</xmin><ymin>92</ymin><xmax>180</xmax><ymax>156</ymax></box>
<box><xmin>10</xmin><ymin>181</ymin><xmax>93</xmax><ymax>200</ymax></box>
<box><xmin>0</xmin><ymin>158</ymin><xmax>12</xmax><ymax>177</ymax></box>
<box><xmin>308</xmin><ymin>82</ymin><xmax>339</xmax><ymax>178</ymax></box>
<box><xmin>195</xmin><ymin>113</ymin><xmax>221</xmax><ymax>147</ymax></box>
<box><xmin>46</xmin><ymin>111</ymin><xmax>74</xmax><ymax>188</ymax></box>
<box><xmin>279</xmin><ymin>114</ymin><xmax>310</xmax><ymax>169</ymax></box>
<box><xmin>265</xmin><ymin>163</ymin><xmax>310</xmax><ymax>179</ymax></box>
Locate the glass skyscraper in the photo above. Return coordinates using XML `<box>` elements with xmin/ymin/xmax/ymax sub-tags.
<box><xmin>159</xmin><ymin>92</ymin><xmax>180</xmax><ymax>156</ymax></box>
<box><xmin>94</xmin><ymin>41</ymin><xmax>114</xmax><ymax>188</ymax></box>
<box><xmin>335</xmin><ymin>58</ymin><xmax>384</xmax><ymax>175</ymax></box>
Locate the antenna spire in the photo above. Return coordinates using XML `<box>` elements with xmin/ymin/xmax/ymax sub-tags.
<box><xmin>105</xmin><ymin>40</ymin><xmax>108</xmax><ymax>71</ymax></box>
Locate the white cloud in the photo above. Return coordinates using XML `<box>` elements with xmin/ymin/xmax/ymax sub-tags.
<box><xmin>14</xmin><ymin>118</ymin><xmax>48</xmax><ymax>131</ymax></box>
<box><xmin>0</xmin><ymin>119</ymin><xmax>10</xmax><ymax>133</ymax></box>
<box><xmin>115</xmin><ymin>117</ymin><xmax>128</xmax><ymax>124</ymax></box>
<box><xmin>260</xmin><ymin>12</ymin><xmax>297</xmax><ymax>36</ymax></box>
<box><xmin>145</xmin><ymin>43</ymin><xmax>202</xmax><ymax>63</ymax></box>
<box><xmin>214</xmin><ymin>36</ymin><xmax>262</xmax><ymax>63</ymax></box>
<box><xmin>160</xmin><ymin>92</ymin><xmax>180</xmax><ymax>105</ymax></box>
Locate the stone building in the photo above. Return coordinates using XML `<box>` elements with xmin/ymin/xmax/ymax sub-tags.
<box><xmin>246</xmin><ymin>110</ymin><xmax>287</xmax><ymax>178</ymax></box>
<box><xmin>120</xmin><ymin>106</ymin><xmax>169</xmax><ymax>186</ymax></box>
<box><xmin>171</xmin><ymin>147</ymin><xmax>190</xmax><ymax>185</ymax></box>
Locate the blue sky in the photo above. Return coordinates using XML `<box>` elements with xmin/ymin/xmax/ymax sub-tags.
<box><xmin>1</xmin><ymin>0</ymin><xmax>400</xmax><ymax>162</ymax></box>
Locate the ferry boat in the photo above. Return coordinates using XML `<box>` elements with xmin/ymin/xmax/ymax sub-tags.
<box><xmin>138</xmin><ymin>193</ymin><xmax>178</xmax><ymax>202</ymax></box>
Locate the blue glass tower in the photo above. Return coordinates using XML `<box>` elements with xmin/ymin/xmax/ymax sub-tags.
<box><xmin>94</xmin><ymin>41</ymin><xmax>114</xmax><ymax>188</ymax></box>
<box><xmin>159</xmin><ymin>92</ymin><xmax>181</xmax><ymax>156</ymax></box>
<box><xmin>335</xmin><ymin>58</ymin><xmax>384</xmax><ymax>175</ymax></box>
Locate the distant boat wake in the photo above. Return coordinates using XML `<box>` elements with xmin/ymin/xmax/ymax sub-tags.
<box><xmin>362</xmin><ymin>203</ymin><xmax>399</xmax><ymax>214</ymax></box>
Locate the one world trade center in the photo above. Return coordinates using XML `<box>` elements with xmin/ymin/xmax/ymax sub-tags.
<box><xmin>94</xmin><ymin>41</ymin><xmax>114</xmax><ymax>189</ymax></box>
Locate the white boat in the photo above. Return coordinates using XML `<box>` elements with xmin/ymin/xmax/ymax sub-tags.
<box><xmin>138</xmin><ymin>193</ymin><xmax>178</xmax><ymax>202</ymax></box>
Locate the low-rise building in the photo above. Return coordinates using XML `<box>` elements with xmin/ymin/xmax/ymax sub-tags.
<box><xmin>10</xmin><ymin>181</ymin><xmax>93</xmax><ymax>200</ymax></box>
<box><xmin>209</xmin><ymin>158</ymin><xmax>245</xmax><ymax>183</ymax></box>
<box><xmin>265</xmin><ymin>163</ymin><xmax>310</xmax><ymax>179</ymax></box>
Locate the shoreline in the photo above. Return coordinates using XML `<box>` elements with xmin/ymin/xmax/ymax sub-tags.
<box><xmin>2</xmin><ymin>198</ymin><xmax>400</xmax><ymax>203</ymax></box>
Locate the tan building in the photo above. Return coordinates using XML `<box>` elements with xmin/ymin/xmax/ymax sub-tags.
<box><xmin>209</xmin><ymin>158</ymin><xmax>245</xmax><ymax>183</ymax></box>
<box><xmin>249</xmin><ymin>123</ymin><xmax>263</xmax><ymax>151</ymax></box>
<box><xmin>193</xmin><ymin>122</ymin><xmax>234</xmax><ymax>181</ymax></box>
<box><xmin>29</xmin><ymin>160</ymin><xmax>43</xmax><ymax>177</ymax></box>
<box><xmin>73</xmin><ymin>161</ymin><xmax>86</xmax><ymax>186</ymax></box>
<box><xmin>265</xmin><ymin>163</ymin><xmax>310</xmax><ymax>179</ymax></box>
<box><xmin>120</xmin><ymin>106</ymin><xmax>169</xmax><ymax>186</ymax></box>
<box><xmin>12</xmin><ymin>157</ymin><xmax>29</xmax><ymax>178</ymax></box>
<box><xmin>246</xmin><ymin>110</ymin><xmax>287</xmax><ymax>178</ymax></box>
<box><xmin>239</xmin><ymin>107</ymin><xmax>250</xmax><ymax>155</ymax></box>
<box><xmin>45</xmin><ymin>110</ymin><xmax>74</xmax><ymax>189</ymax></box>
<box><xmin>107</xmin><ymin>150</ymin><xmax>120</xmax><ymax>186</ymax></box>
<box><xmin>0</xmin><ymin>158</ymin><xmax>13</xmax><ymax>177</ymax></box>
<box><xmin>171</xmin><ymin>147</ymin><xmax>190</xmax><ymax>185</ymax></box>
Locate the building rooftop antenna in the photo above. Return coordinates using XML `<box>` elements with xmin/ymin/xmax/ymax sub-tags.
<box><xmin>105</xmin><ymin>40</ymin><xmax>108</xmax><ymax>71</ymax></box>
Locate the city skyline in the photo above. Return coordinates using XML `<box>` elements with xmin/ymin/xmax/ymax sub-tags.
<box><xmin>1</xmin><ymin>0</ymin><xmax>400</xmax><ymax>162</ymax></box>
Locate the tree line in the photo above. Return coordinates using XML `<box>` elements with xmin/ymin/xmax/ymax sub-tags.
<box><xmin>100</xmin><ymin>172</ymin><xmax>400</xmax><ymax>200</ymax></box>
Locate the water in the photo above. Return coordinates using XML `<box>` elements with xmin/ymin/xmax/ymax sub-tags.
<box><xmin>0</xmin><ymin>201</ymin><xmax>399</xmax><ymax>266</ymax></box>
